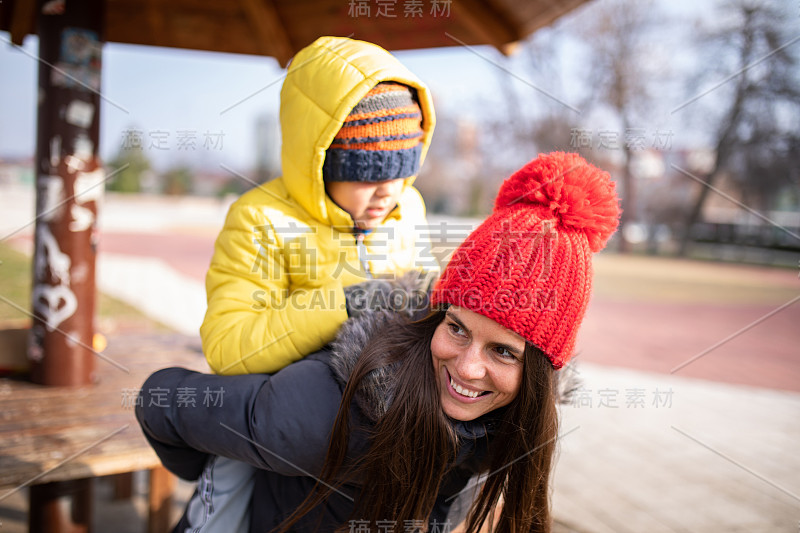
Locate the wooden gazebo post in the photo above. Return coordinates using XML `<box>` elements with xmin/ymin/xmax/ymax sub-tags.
<box><xmin>28</xmin><ymin>0</ymin><xmax>103</xmax><ymax>388</ymax></box>
<box><xmin>28</xmin><ymin>1</ymin><xmax>104</xmax><ymax>530</ymax></box>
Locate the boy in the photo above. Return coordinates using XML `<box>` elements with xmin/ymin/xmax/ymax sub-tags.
<box><xmin>201</xmin><ymin>36</ymin><xmax>438</xmax><ymax>376</ymax></box>
<box><xmin>180</xmin><ymin>36</ymin><xmax>438</xmax><ymax>532</ymax></box>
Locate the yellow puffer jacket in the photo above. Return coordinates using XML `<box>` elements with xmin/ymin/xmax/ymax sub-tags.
<box><xmin>201</xmin><ymin>36</ymin><xmax>437</xmax><ymax>375</ymax></box>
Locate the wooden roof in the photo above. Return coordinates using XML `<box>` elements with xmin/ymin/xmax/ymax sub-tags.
<box><xmin>1</xmin><ymin>0</ymin><xmax>589</xmax><ymax>66</ymax></box>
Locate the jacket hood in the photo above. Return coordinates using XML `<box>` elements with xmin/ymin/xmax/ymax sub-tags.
<box><xmin>328</xmin><ymin>273</ymin><xmax>427</xmax><ymax>422</ymax></box>
<box><xmin>279</xmin><ymin>36</ymin><xmax>436</xmax><ymax>228</ymax></box>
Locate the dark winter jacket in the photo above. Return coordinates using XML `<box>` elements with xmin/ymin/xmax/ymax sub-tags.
<box><xmin>135</xmin><ymin>305</ymin><xmax>500</xmax><ymax>532</ymax></box>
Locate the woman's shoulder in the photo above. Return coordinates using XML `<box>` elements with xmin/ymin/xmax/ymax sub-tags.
<box><xmin>327</xmin><ymin>309</ymin><xmax>412</xmax><ymax>421</ymax></box>
<box><xmin>253</xmin><ymin>352</ymin><xmax>345</xmax><ymax>463</ymax></box>
<box><xmin>271</xmin><ymin>349</ymin><xmax>341</xmax><ymax>393</ymax></box>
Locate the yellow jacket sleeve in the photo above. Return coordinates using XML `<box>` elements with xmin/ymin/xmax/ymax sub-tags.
<box><xmin>200</xmin><ymin>202</ymin><xmax>349</xmax><ymax>375</ymax></box>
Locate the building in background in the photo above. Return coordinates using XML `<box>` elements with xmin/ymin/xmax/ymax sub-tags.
<box><xmin>254</xmin><ymin>112</ymin><xmax>281</xmax><ymax>184</ymax></box>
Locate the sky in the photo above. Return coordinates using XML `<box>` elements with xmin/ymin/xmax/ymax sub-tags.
<box><xmin>0</xmin><ymin>0</ymin><xmax>731</xmax><ymax>174</ymax></box>
<box><xmin>0</xmin><ymin>31</ymin><xmax>519</xmax><ymax>172</ymax></box>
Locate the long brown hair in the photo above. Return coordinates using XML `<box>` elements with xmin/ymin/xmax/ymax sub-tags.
<box><xmin>278</xmin><ymin>309</ymin><xmax>559</xmax><ymax>533</ymax></box>
<box><xmin>464</xmin><ymin>338</ymin><xmax>559</xmax><ymax>533</ymax></box>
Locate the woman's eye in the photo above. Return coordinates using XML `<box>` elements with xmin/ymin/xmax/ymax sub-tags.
<box><xmin>447</xmin><ymin>322</ymin><xmax>464</xmax><ymax>336</ymax></box>
<box><xmin>495</xmin><ymin>347</ymin><xmax>518</xmax><ymax>361</ymax></box>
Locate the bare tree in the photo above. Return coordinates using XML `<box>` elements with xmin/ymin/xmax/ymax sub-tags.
<box><xmin>677</xmin><ymin>0</ymin><xmax>800</xmax><ymax>255</ymax></box>
<box><xmin>569</xmin><ymin>0</ymin><xmax>662</xmax><ymax>252</ymax></box>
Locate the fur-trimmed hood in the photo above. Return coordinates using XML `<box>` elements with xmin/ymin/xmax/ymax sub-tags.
<box><xmin>328</xmin><ymin>273</ymin><xmax>429</xmax><ymax>422</ymax></box>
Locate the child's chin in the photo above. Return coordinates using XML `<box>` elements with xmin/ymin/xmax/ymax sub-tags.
<box><xmin>357</xmin><ymin>220</ymin><xmax>380</xmax><ymax>230</ymax></box>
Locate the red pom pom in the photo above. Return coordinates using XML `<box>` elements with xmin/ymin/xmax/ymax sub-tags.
<box><xmin>494</xmin><ymin>152</ymin><xmax>621</xmax><ymax>252</ymax></box>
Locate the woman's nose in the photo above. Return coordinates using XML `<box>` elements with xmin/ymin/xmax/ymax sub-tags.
<box><xmin>454</xmin><ymin>346</ymin><xmax>486</xmax><ymax>381</ymax></box>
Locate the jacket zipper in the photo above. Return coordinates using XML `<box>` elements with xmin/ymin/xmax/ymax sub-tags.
<box><xmin>355</xmin><ymin>232</ymin><xmax>373</xmax><ymax>278</ymax></box>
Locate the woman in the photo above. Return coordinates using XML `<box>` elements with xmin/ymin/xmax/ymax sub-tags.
<box><xmin>136</xmin><ymin>152</ymin><xmax>621</xmax><ymax>533</ymax></box>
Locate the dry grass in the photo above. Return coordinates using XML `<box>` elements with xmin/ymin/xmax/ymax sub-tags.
<box><xmin>591</xmin><ymin>253</ymin><xmax>799</xmax><ymax>305</ymax></box>
<box><xmin>430</xmin><ymin>239</ymin><xmax>799</xmax><ymax>306</ymax></box>
<box><xmin>0</xmin><ymin>242</ymin><xmax>170</xmax><ymax>330</ymax></box>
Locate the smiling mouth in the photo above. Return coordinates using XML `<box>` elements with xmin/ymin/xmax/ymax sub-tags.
<box><xmin>447</xmin><ymin>370</ymin><xmax>490</xmax><ymax>399</ymax></box>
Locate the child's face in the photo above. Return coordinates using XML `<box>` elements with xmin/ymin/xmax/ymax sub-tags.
<box><xmin>326</xmin><ymin>178</ymin><xmax>405</xmax><ymax>230</ymax></box>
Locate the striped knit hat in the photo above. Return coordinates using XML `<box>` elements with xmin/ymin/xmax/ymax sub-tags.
<box><xmin>431</xmin><ymin>152</ymin><xmax>621</xmax><ymax>369</ymax></box>
<box><xmin>323</xmin><ymin>82</ymin><xmax>424</xmax><ymax>182</ymax></box>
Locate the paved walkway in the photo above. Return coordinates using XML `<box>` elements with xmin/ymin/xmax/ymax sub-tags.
<box><xmin>1</xmin><ymin>187</ymin><xmax>798</xmax><ymax>532</ymax></box>
<box><xmin>553</xmin><ymin>364</ymin><xmax>799</xmax><ymax>532</ymax></box>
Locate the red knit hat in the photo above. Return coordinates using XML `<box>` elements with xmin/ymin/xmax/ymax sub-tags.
<box><xmin>430</xmin><ymin>152</ymin><xmax>621</xmax><ymax>369</ymax></box>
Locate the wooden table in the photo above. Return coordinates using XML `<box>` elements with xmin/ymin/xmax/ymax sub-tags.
<box><xmin>0</xmin><ymin>332</ymin><xmax>209</xmax><ymax>532</ymax></box>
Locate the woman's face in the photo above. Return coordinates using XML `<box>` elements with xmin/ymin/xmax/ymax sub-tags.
<box><xmin>431</xmin><ymin>306</ymin><xmax>525</xmax><ymax>421</ymax></box>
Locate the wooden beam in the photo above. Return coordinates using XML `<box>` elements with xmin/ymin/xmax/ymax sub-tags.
<box><xmin>452</xmin><ymin>0</ymin><xmax>520</xmax><ymax>55</ymax></box>
<box><xmin>29</xmin><ymin>479</ymin><xmax>93</xmax><ymax>533</ymax></box>
<box><xmin>112</xmin><ymin>472</ymin><xmax>135</xmax><ymax>500</ymax></box>
<box><xmin>10</xmin><ymin>0</ymin><xmax>36</xmax><ymax>45</ymax></box>
<box><xmin>148</xmin><ymin>466</ymin><xmax>176</xmax><ymax>533</ymax></box>
<box><xmin>521</xmin><ymin>0</ymin><xmax>590</xmax><ymax>36</ymax></box>
<box><xmin>240</xmin><ymin>0</ymin><xmax>294</xmax><ymax>66</ymax></box>
<box><xmin>146</xmin><ymin>0</ymin><xmax>169</xmax><ymax>48</ymax></box>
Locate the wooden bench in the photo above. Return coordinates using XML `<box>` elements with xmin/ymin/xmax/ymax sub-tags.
<box><xmin>0</xmin><ymin>332</ymin><xmax>208</xmax><ymax>532</ymax></box>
